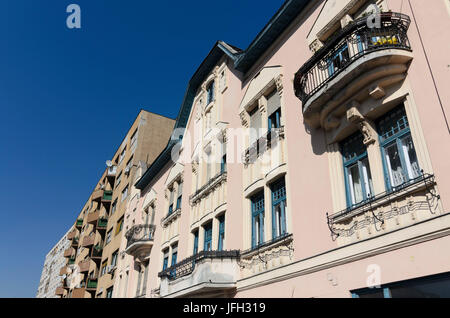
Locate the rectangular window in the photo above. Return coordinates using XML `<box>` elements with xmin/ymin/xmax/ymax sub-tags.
<box><xmin>162</xmin><ymin>249</ymin><xmax>169</xmax><ymax>270</ymax></box>
<box><xmin>352</xmin><ymin>272</ymin><xmax>450</xmax><ymax>298</ymax></box>
<box><xmin>130</xmin><ymin>128</ymin><xmax>138</xmax><ymax>152</ymax></box>
<box><xmin>121</xmin><ymin>185</ymin><xmax>129</xmax><ymax>202</ymax></box>
<box><xmin>106</xmin><ymin>287</ymin><xmax>113</xmax><ymax>298</ymax></box>
<box><xmin>341</xmin><ymin>132</ymin><xmax>374</xmax><ymax>207</ymax></box>
<box><xmin>203</xmin><ymin>222</ymin><xmax>213</xmax><ymax>251</ymax></box>
<box><xmin>116</xmin><ymin>217</ymin><xmax>124</xmax><ymax>235</ymax></box>
<box><xmin>167</xmin><ymin>186</ymin><xmax>174</xmax><ymax>215</ymax></box>
<box><xmin>271</xmin><ymin>178</ymin><xmax>287</xmax><ymax>239</ymax></box>
<box><xmin>111</xmin><ymin>250</ymin><xmax>118</xmax><ymax>267</ymax></box>
<box><xmin>251</xmin><ymin>191</ymin><xmax>265</xmax><ymax>248</ymax></box>
<box><xmin>377</xmin><ymin>105</ymin><xmax>420</xmax><ymax>190</ymax></box>
<box><xmin>171</xmin><ymin>245</ymin><xmax>178</xmax><ymax>266</ymax></box>
<box><xmin>267</xmin><ymin>90</ymin><xmax>282</xmax><ymax>130</ymax></box>
<box><xmin>111</xmin><ymin>199</ymin><xmax>117</xmax><ymax>215</ymax></box>
<box><xmin>193</xmin><ymin>230</ymin><xmax>199</xmax><ymax>255</ymax></box>
<box><xmin>101</xmin><ymin>261</ymin><xmax>108</xmax><ymax>276</ymax></box>
<box><xmin>221</xmin><ymin>154</ymin><xmax>227</xmax><ymax>174</ymax></box>
<box><xmin>115</xmin><ymin>172</ymin><xmax>122</xmax><ymax>188</ymax></box>
<box><xmin>125</xmin><ymin>156</ymin><xmax>134</xmax><ymax>174</ymax></box>
<box><xmin>106</xmin><ymin>229</ymin><xmax>112</xmax><ymax>244</ymax></box>
<box><xmin>206</xmin><ymin>81</ymin><xmax>215</xmax><ymax>105</ymax></box>
<box><xmin>118</xmin><ymin>147</ymin><xmax>126</xmax><ymax>164</ymax></box>
<box><xmin>218</xmin><ymin>215</ymin><xmax>225</xmax><ymax>251</ymax></box>
<box><xmin>176</xmin><ymin>182</ymin><xmax>183</xmax><ymax>210</ymax></box>
<box><xmin>328</xmin><ymin>42</ymin><xmax>350</xmax><ymax>76</ymax></box>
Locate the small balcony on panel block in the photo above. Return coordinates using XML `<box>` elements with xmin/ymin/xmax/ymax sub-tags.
<box><xmin>158</xmin><ymin>250</ymin><xmax>240</xmax><ymax>298</ymax></box>
<box><xmin>75</xmin><ymin>218</ymin><xmax>83</xmax><ymax>228</ymax></box>
<box><xmin>71</xmin><ymin>236</ymin><xmax>79</xmax><ymax>247</ymax></box>
<box><xmin>78</xmin><ymin>258</ymin><xmax>95</xmax><ymax>273</ymax></box>
<box><xmin>72</xmin><ymin>287</ymin><xmax>87</xmax><ymax>298</ymax></box>
<box><xmin>55</xmin><ymin>286</ymin><xmax>64</xmax><ymax>296</ymax></box>
<box><xmin>67</xmin><ymin>228</ymin><xmax>79</xmax><ymax>240</ymax></box>
<box><xmin>101</xmin><ymin>190</ymin><xmax>113</xmax><ymax>203</ymax></box>
<box><xmin>63</xmin><ymin>247</ymin><xmax>75</xmax><ymax>258</ymax></box>
<box><xmin>294</xmin><ymin>13</ymin><xmax>413</xmax><ymax>129</ymax></box>
<box><xmin>81</xmin><ymin>233</ymin><xmax>96</xmax><ymax>248</ymax></box>
<box><xmin>59</xmin><ymin>266</ymin><xmax>69</xmax><ymax>276</ymax></box>
<box><xmin>90</xmin><ymin>242</ymin><xmax>103</xmax><ymax>261</ymax></box>
<box><xmin>125</xmin><ymin>224</ymin><xmax>156</xmax><ymax>261</ymax></box>
<box><xmin>87</xmin><ymin>210</ymin><xmax>100</xmax><ymax>225</ymax></box>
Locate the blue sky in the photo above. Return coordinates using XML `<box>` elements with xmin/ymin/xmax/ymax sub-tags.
<box><xmin>0</xmin><ymin>0</ymin><xmax>284</xmax><ymax>297</ymax></box>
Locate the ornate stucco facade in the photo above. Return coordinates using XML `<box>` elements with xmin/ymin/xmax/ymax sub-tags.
<box><xmin>48</xmin><ymin>0</ymin><xmax>450</xmax><ymax>298</ymax></box>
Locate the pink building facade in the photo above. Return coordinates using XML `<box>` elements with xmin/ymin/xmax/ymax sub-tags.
<box><xmin>117</xmin><ymin>0</ymin><xmax>450</xmax><ymax>298</ymax></box>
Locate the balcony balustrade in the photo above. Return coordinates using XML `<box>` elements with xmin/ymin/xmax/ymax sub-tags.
<box><xmin>63</xmin><ymin>247</ymin><xmax>75</xmax><ymax>258</ymax></box>
<box><xmin>87</xmin><ymin>210</ymin><xmax>99</xmax><ymax>224</ymax></box>
<box><xmin>158</xmin><ymin>250</ymin><xmax>240</xmax><ymax>298</ymax></box>
<box><xmin>55</xmin><ymin>286</ymin><xmax>64</xmax><ymax>296</ymax></box>
<box><xmin>125</xmin><ymin>224</ymin><xmax>156</xmax><ymax>260</ymax></box>
<box><xmin>294</xmin><ymin>12</ymin><xmax>412</xmax><ymax>128</ymax></box>
<box><xmin>81</xmin><ymin>234</ymin><xmax>95</xmax><ymax>247</ymax></box>
<box><xmin>75</xmin><ymin>219</ymin><xmax>83</xmax><ymax>228</ymax></box>
<box><xmin>102</xmin><ymin>190</ymin><xmax>113</xmax><ymax>202</ymax></box>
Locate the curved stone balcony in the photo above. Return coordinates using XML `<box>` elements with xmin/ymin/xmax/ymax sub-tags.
<box><xmin>125</xmin><ymin>224</ymin><xmax>156</xmax><ymax>261</ymax></box>
<box><xmin>294</xmin><ymin>12</ymin><xmax>412</xmax><ymax>129</ymax></box>
<box><xmin>158</xmin><ymin>250</ymin><xmax>240</xmax><ymax>298</ymax></box>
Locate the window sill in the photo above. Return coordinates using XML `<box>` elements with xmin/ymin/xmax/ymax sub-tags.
<box><xmin>329</xmin><ymin>174</ymin><xmax>436</xmax><ymax>224</ymax></box>
<box><xmin>241</xmin><ymin>233</ymin><xmax>293</xmax><ymax>258</ymax></box>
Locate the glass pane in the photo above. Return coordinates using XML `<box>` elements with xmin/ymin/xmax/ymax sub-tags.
<box><xmin>361</xmin><ymin>157</ymin><xmax>374</xmax><ymax>198</ymax></box>
<box><xmin>357</xmin><ymin>288</ymin><xmax>385</xmax><ymax>298</ymax></box>
<box><xmin>390</xmin><ymin>277</ymin><xmax>450</xmax><ymax>298</ymax></box>
<box><xmin>385</xmin><ymin>142</ymin><xmax>406</xmax><ymax>187</ymax></box>
<box><xmin>274</xmin><ymin>203</ymin><xmax>281</xmax><ymax>238</ymax></box>
<box><xmin>348</xmin><ymin>164</ymin><xmax>363</xmax><ymax>204</ymax></box>
<box><xmin>401</xmin><ymin>135</ymin><xmax>420</xmax><ymax>180</ymax></box>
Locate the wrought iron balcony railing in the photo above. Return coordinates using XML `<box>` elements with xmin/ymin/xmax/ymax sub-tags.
<box><xmin>158</xmin><ymin>250</ymin><xmax>240</xmax><ymax>281</ymax></box>
<box><xmin>294</xmin><ymin>12</ymin><xmax>411</xmax><ymax>107</ymax></box>
<box><xmin>326</xmin><ymin>172</ymin><xmax>438</xmax><ymax>240</ymax></box>
<box><xmin>125</xmin><ymin>224</ymin><xmax>156</xmax><ymax>249</ymax></box>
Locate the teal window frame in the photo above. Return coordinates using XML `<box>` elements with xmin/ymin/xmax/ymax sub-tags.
<box><xmin>327</xmin><ymin>42</ymin><xmax>350</xmax><ymax>76</ymax></box>
<box><xmin>377</xmin><ymin>105</ymin><xmax>420</xmax><ymax>191</ymax></box>
<box><xmin>218</xmin><ymin>215</ymin><xmax>225</xmax><ymax>251</ymax></box>
<box><xmin>341</xmin><ymin>132</ymin><xmax>374</xmax><ymax>208</ymax></box>
<box><xmin>251</xmin><ymin>191</ymin><xmax>265</xmax><ymax>248</ymax></box>
<box><xmin>193</xmin><ymin>230</ymin><xmax>199</xmax><ymax>255</ymax></box>
<box><xmin>268</xmin><ymin>108</ymin><xmax>282</xmax><ymax>130</ymax></box>
<box><xmin>203</xmin><ymin>222</ymin><xmax>213</xmax><ymax>251</ymax></box>
<box><xmin>162</xmin><ymin>249</ymin><xmax>169</xmax><ymax>271</ymax></box>
<box><xmin>270</xmin><ymin>178</ymin><xmax>287</xmax><ymax>239</ymax></box>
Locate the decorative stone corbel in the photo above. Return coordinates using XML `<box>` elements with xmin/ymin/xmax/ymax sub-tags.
<box><xmin>309</xmin><ymin>39</ymin><xmax>323</xmax><ymax>53</ymax></box>
<box><xmin>346</xmin><ymin>102</ymin><xmax>376</xmax><ymax>146</ymax></box>
<box><xmin>275</xmin><ymin>74</ymin><xmax>284</xmax><ymax>96</ymax></box>
<box><xmin>258</xmin><ymin>95</ymin><xmax>267</xmax><ymax>114</ymax></box>
<box><xmin>368</xmin><ymin>85</ymin><xmax>386</xmax><ymax>100</ymax></box>
<box><xmin>240</xmin><ymin>110</ymin><xmax>249</xmax><ymax>128</ymax></box>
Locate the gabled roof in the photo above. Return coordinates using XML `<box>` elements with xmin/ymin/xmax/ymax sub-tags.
<box><xmin>135</xmin><ymin>41</ymin><xmax>241</xmax><ymax>190</ymax></box>
<box><xmin>136</xmin><ymin>1</ymin><xmax>315</xmax><ymax>189</ymax></box>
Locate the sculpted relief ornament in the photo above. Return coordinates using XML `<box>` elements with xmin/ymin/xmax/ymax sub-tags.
<box><xmin>346</xmin><ymin>103</ymin><xmax>376</xmax><ymax>146</ymax></box>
